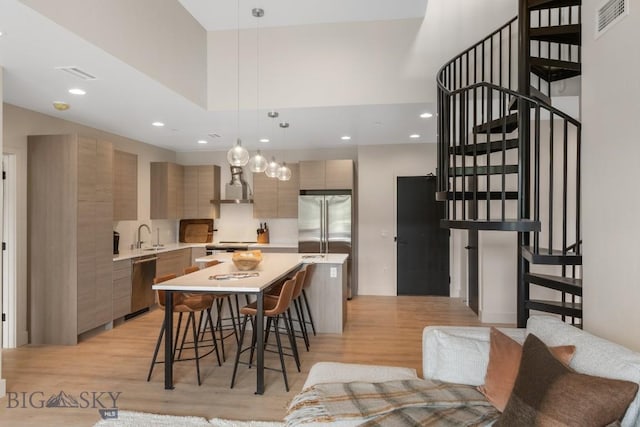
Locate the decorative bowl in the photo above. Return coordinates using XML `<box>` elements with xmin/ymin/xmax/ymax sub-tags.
<box><xmin>232</xmin><ymin>250</ymin><xmax>263</xmax><ymax>271</ymax></box>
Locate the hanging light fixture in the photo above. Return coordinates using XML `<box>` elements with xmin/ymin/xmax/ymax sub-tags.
<box><xmin>249</xmin><ymin>149</ymin><xmax>268</xmax><ymax>173</ymax></box>
<box><xmin>277</xmin><ymin>122</ymin><xmax>292</xmax><ymax>181</ymax></box>
<box><xmin>227</xmin><ymin>0</ymin><xmax>249</xmax><ymax>166</ymax></box>
<box><xmin>265</xmin><ymin>156</ymin><xmax>280</xmax><ymax>178</ymax></box>
<box><xmin>247</xmin><ymin>7</ymin><xmax>268</xmax><ymax>172</ymax></box>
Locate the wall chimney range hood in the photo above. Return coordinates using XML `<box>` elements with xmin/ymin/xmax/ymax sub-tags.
<box><xmin>211</xmin><ymin>166</ymin><xmax>253</xmax><ymax>204</ymax></box>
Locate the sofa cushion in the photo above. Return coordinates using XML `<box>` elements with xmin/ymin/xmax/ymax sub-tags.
<box><xmin>527</xmin><ymin>315</ymin><xmax>640</xmax><ymax>426</ymax></box>
<box><xmin>302</xmin><ymin>362</ymin><xmax>418</xmax><ymax>390</ymax></box>
<box><xmin>495</xmin><ymin>334</ymin><xmax>638</xmax><ymax>427</ymax></box>
<box><xmin>422</xmin><ymin>327</ymin><xmax>526</xmax><ymax>386</ymax></box>
<box><xmin>479</xmin><ymin>327</ymin><xmax>576</xmax><ymax>412</ymax></box>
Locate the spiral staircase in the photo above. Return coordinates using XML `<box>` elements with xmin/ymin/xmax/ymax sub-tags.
<box><xmin>436</xmin><ymin>0</ymin><xmax>582</xmax><ymax>327</ymax></box>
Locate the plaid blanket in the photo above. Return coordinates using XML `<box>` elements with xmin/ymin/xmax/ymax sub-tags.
<box><xmin>285</xmin><ymin>379</ymin><xmax>499</xmax><ymax>426</ymax></box>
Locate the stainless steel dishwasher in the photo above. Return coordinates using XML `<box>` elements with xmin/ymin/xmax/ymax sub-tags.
<box><xmin>130</xmin><ymin>255</ymin><xmax>157</xmax><ymax>314</ymax></box>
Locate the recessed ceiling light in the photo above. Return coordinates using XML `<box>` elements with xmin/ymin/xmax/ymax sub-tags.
<box><xmin>341</xmin><ymin>135</ymin><xmax>352</xmax><ymax>141</ymax></box>
<box><xmin>0</xmin><ymin>30</ymin><xmax>5</xmax><ymax>37</ymax></box>
<box><xmin>68</xmin><ymin>88</ymin><xmax>86</xmax><ymax>95</ymax></box>
<box><xmin>410</xmin><ymin>134</ymin><xmax>421</xmax><ymax>139</ymax></box>
<box><xmin>259</xmin><ymin>138</ymin><xmax>270</xmax><ymax>143</ymax></box>
<box><xmin>53</xmin><ymin>101</ymin><xmax>70</xmax><ymax>111</ymax></box>
<box><xmin>420</xmin><ymin>112</ymin><xmax>433</xmax><ymax>119</ymax></box>
<box><xmin>197</xmin><ymin>140</ymin><xmax>208</xmax><ymax>144</ymax></box>
<box><xmin>152</xmin><ymin>121</ymin><xmax>165</xmax><ymax>127</ymax></box>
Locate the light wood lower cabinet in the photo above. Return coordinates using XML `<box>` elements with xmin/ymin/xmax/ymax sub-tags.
<box><xmin>113</xmin><ymin>260</ymin><xmax>132</xmax><ymax>319</ymax></box>
<box><xmin>191</xmin><ymin>247</ymin><xmax>206</xmax><ymax>264</ymax></box>
<box><xmin>156</xmin><ymin>248</ymin><xmax>192</xmax><ymax>278</ymax></box>
<box><xmin>28</xmin><ymin>134</ymin><xmax>113</xmax><ymax>345</ymax></box>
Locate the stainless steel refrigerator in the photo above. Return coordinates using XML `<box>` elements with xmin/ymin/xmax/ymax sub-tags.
<box><xmin>298</xmin><ymin>192</ymin><xmax>355</xmax><ymax>297</ymax></box>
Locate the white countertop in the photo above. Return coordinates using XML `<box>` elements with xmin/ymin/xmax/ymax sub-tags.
<box><xmin>153</xmin><ymin>253</ymin><xmax>302</xmax><ymax>293</ymax></box>
<box><xmin>113</xmin><ymin>241</ymin><xmax>299</xmax><ymax>262</ymax></box>
<box><xmin>196</xmin><ymin>252</ymin><xmax>348</xmax><ymax>265</ymax></box>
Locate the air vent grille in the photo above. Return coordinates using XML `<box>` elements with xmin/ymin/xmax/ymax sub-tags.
<box><xmin>596</xmin><ymin>0</ymin><xmax>629</xmax><ymax>38</ymax></box>
<box><xmin>56</xmin><ymin>66</ymin><xmax>98</xmax><ymax>81</ymax></box>
<box><xmin>208</xmin><ymin>133</ymin><xmax>221</xmax><ymax>139</ymax></box>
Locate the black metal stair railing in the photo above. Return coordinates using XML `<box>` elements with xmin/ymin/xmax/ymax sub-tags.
<box><xmin>436</xmin><ymin>7</ymin><xmax>582</xmax><ymax>258</ymax></box>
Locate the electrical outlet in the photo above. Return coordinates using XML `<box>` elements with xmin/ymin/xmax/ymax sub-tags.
<box><xmin>330</xmin><ymin>267</ymin><xmax>337</xmax><ymax>278</ymax></box>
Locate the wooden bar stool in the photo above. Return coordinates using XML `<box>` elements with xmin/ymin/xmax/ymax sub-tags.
<box><xmin>147</xmin><ymin>273</ymin><xmax>221</xmax><ymax>386</ymax></box>
<box><xmin>230</xmin><ymin>277</ymin><xmax>298</xmax><ymax>392</ymax></box>
<box><xmin>266</xmin><ymin>268</ymin><xmax>310</xmax><ymax>352</ymax></box>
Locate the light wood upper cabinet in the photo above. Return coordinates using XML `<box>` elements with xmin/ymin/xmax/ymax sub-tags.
<box><xmin>253</xmin><ymin>171</ymin><xmax>278</xmax><ymax>218</ymax></box>
<box><xmin>300</xmin><ymin>160</ymin><xmax>353</xmax><ymax>190</ymax></box>
<box><xmin>183</xmin><ymin>165</ymin><xmax>220</xmax><ymax>219</ymax></box>
<box><xmin>253</xmin><ymin>163</ymin><xmax>299</xmax><ymax>219</ymax></box>
<box><xmin>150</xmin><ymin>162</ymin><xmax>184</xmax><ymax>220</ymax></box>
<box><xmin>278</xmin><ymin>163</ymin><xmax>300</xmax><ymax>218</ymax></box>
<box><xmin>28</xmin><ymin>134</ymin><xmax>114</xmax><ymax>345</ymax></box>
<box><xmin>113</xmin><ymin>149</ymin><xmax>138</xmax><ymax>221</ymax></box>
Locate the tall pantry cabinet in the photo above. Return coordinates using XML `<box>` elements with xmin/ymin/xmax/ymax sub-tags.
<box><xmin>28</xmin><ymin>134</ymin><xmax>114</xmax><ymax>345</ymax></box>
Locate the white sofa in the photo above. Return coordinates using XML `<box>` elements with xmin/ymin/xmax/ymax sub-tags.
<box><xmin>302</xmin><ymin>315</ymin><xmax>640</xmax><ymax>427</ymax></box>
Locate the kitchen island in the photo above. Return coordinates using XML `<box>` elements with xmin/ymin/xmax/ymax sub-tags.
<box><xmin>153</xmin><ymin>252</ymin><xmax>302</xmax><ymax>394</ymax></box>
<box><xmin>196</xmin><ymin>252</ymin><xmax>349</xmax><ymax>334</ymax></box>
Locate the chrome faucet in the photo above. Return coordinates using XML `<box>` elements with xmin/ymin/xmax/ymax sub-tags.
<box><xmin>136</xmin><ymin>223</ymin><xmax>151</xmax><ymax>249</ymax></box>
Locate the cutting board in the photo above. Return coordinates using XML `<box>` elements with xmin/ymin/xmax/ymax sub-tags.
<box><xmin>179</xmin><ymin>219</ymin><xmax>214</xmax><ymax>243</ymax></box>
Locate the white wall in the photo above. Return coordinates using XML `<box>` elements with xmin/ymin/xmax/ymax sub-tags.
<box><xmin>207</xmin><ymin>19</ymin><xmax>427</xmax><ymax>111</ymax></box>
<box><xmin>19</xmin><ymin>0</ymin><xmax>208</xmax><ymax>107</ymax></box>
<box><xmin>356</xmin><ymin>143</ymin><xmax>437</xmax><ymax>295</ymax></box>
<box><xmin>2</xmin><ymin>103</ymin><xmax>177</xmax><ymax>346</ymax></box>
<box><xmin>0</xmin><ymin>66</ymin><xmax>6</xmax><ymax>397</ymax></box>
<box><xmin>581</xmin><ymin>4</ymin><xmax>640</xmax><ymax>351</ymax></box>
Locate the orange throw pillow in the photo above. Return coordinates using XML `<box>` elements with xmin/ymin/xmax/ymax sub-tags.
<box><xmin>478</xmin><ymin>327</ymin><xmax>576</xmax><ymax>412</ymax></box>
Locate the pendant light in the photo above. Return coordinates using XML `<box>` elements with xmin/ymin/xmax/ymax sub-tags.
<box><xmin>227</xmin><ymin>0</ymin><xmax>249</xmax><ymax>167</ymax></box>
<box><xmin>265</xmin><ymin>156</ymin><xmax>280</xmax><ymax>178</ymax></box>
<box><xmin>277</xmin><ymin>122</ymin><xmax>292</xmax><ymax>181</ymax></box>
<box><xmin>249</xmin><ymin>149</ymin><xmax>268</xmax><ymax>173</ymax></box>
<box><xmin>248</xmin><ymin>7</ymin><xmax>267</xmax><ymax>172</ymax></box>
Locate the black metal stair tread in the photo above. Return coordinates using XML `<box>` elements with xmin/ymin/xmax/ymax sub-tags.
<box><xmin>441</xmin><ymin>219</ymin><xmax>541</xmax><ymax>232</ymax></box>
<box><xmin>521</xmin><ymin>245</ymin><xmax>583</xmax><ymax>265</ymax></box>
<box><xmin>525</xmin><ymin>272</ymin><xmax>582</xmax><ymax>296</ymax></box>
<box><xmin>530</xmin><ymin>57</ymin><xmax>581</xmax><ymax>82</ymax></box>
<box><xmin>449</xmin><ymin>165</ymin><xmax>519</xmax><ymax>176</ymax></box>
<box><xmin>449</xmin><ymin>139</ymin><xmax>519</xmax><ymax>155</ymax></box>
<box><xmin>510</xmin><ymin>87</ymin><xmax>551</xmax><ymax>111</ymax></box>
<box><xmin>439</xmin><ymin>191</ymin><xmax>519</xmax><ymax>201</ymax></box>
<box><xmin>526</xmin><ymin>299</ymin><xmax>582</xmax><ymax>317</ymax></box>
<box><xmin>473</xmin><ymin>113</ymin><xmax>519</xmax><ymax>134</ymax></box>
<box><xmin>530</xmin><ymin>24</ymin><xmax>581</xmax><ymax>45</ymax></box>
<box><xmin>528</xmin><ymin>0</ymin><xmax>581</xmax><ymax>11</ymax></box>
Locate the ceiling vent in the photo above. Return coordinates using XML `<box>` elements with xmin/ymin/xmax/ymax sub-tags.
<box><xmin>55</xmin><ymin>66</ymin><xmax>98</xmax><ymax>81</ymax></box>
<box><xmin>596</xmin><ymin>0</ymin><xmax>629</xmax><ymax>38</ymax></box>
<box><xmin>208</xmin><ymin>133</ymin><xmax>221</xmax><ymax>139</ymax></box>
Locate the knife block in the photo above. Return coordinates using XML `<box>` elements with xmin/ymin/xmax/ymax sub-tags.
<box><xmin>257</xmin><ymin>230</ymin><xmax>269</xmax><ymax>244</ymax></box>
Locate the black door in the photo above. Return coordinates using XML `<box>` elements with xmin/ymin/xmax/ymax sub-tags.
<box><xmin>397</xmin><ymin>176</ymin><xmax>449</xmax><ymax>296</ymax></box>
<box><xmin>467</xmin><ymin>230</ymin><xmax>479</xmax><ymax>314</ymax></box>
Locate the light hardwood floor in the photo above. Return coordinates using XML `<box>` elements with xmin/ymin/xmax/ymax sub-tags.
<box><xmin>0</xmin><ymin>296</ymin><xmax>489</xmax><ymax>426</ymax></box>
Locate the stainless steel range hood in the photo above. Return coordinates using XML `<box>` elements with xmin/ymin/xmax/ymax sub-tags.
<box><xmin>211</xmin><ymin>165</ymin><xmax>253</xmax><ymax>204</ymax></box>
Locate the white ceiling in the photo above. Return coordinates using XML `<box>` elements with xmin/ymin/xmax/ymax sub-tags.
<box><xmin>0</xmin><ymin>0</ymin><xmax>435</xmax><ymax>152</ymax></box>
<box><xmin>178</xmin><ymin>0</ymin><xmax>429</xmax><ymax>30</ymax></box>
